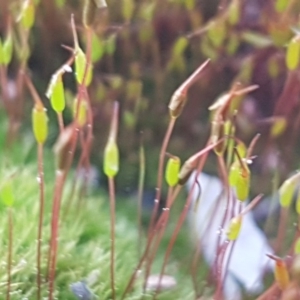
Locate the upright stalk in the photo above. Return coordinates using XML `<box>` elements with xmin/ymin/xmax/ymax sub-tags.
<box><xmin>36</xmin><ymin>143</ymin><xmax>45</xmax><ymax>300</ymax></box>
<box><xmin>48</xmin><ymin>171</ymin><xmax>66</xmax><ymax>300</ymax></box>
<box><xmin>6</xmin><ymin>207</ymin><xmax>13</xmax><ymax>300</ymax></box>
<box><xmin>108</xmin><ymin>176</ymin><xmax>116</xmax><ymax>300</ymax></box>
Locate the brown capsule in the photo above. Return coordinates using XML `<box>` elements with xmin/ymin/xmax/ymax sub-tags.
<box><xmin>211</xmin><ymin>120</ymin><xmax>226</xmax><ymax>155</ymax></box>
<box><xmin>178</xmin><ymin>159</ymin><xmax>194</xmax><ymax>185</ymax></box>
<box><xmin>83</xmin><ymin>0</ymin><xmax>97</xmax><ymax>28</ymax></box>
<box><xmin>168</xmin><ymin>91</ymin><xmax>187</xmax><ymax>118</ymax></box>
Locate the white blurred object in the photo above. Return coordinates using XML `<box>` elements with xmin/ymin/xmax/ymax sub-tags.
<box><xmin>187</xmin><ymin>172</ymin><xmax>274</xmax><ymax>300</ymax></box>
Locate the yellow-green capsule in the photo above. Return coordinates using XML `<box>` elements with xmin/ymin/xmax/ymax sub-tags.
<box><xmin>20</xmin><ymin>0</ymin><xmax>35</xmax><ymax>30</ymax></box>
<box><xmin>91</xmin><ymin>33</ymin><xmax>105</xmax><ymax>62</ymax></box>
<box><xmin>2</xmin><ymin>32</ymin><xmax>13</xmax><ymax>66</ymax></box>
<box><xmin>1</xmin><ymin>180</ymin><xmax>14</xmax><ymax>207</ymax></box>
<box><xmin>229</xmin><ymin>161</ymin><xmax>250</xmax><ymax>201</ymax></box>
<box><xmin>75</xmin><ymin>47</ymin><xmax>93</xmax><ymax>86</ymax></box>
<box><xmin>165</xmin><ymin>157</ymin><xmax>181</xmax><ymax>187</ymax></box>
<box><xmin>275</xmin><ymin>0</ymin><xmax>289</xmax><ymax>12</ymax></box>
<box><xmin>228</xmin><ymin>0</ymin><xmax>240</xmax><ymax>25</ymax></box>
<box><xmin>55</xmin><ymin>0</ymin><xmax>66</xmax><ymax>8</ymax></box>
<box><xmin>105</xmin><ymin>34</ymin><xmax>117</xmax><ymax>55</ymax></box>
<box><xmin>295</xmin><ymin>237</ymin><xmax>300</xmax><ymax>254</ymax></box>
<box><xmin>103</xmin><ymin>141</ymin><xmax>119</xmax><ymax>178</ymax></box>
<box><xmin>32</xmin><ymin>105</ymin><xmax>48</xmax><ymax>144</ymax></box>
<box><xmin>172</xmin><ymin>37</ymin><xmax>189</xmax><ymax>57</ymax></box>
<box><xmin>227</xmin><ymin>215</ymin><xmax>242</xmax><ymax>240</ymax></box>
<box><xmin>73</xmin><ymin>98</ymin><xmax>88</xmax><ymax>127</ymax></box>
<box><xmin>0</xmin><ymin>38</ymin><xmax>3</xmax><ymax>65</ymax></box>
<box><xmin>270</xmin><ymin>117</ymin><xmax>287</xmax><ymax>138</ymax></box>
<box><xmin>122</xmin><ymin>0</ymin><xmax>134</xmax><ymax>22</ymax></box>
<box><xmin>296</xmin><ymin>190</ymin><xmax>300</xmax><ymax>215</ymax></box>
<box><xmin>286</xmin><ymin>36</ymin><xmax>300</xmax><ymax>71</ymax></box>
<box><xmin>279</xmin><ymin>177</ymin><xmax>296</xmax><ymax>208</ymax></box>
<box><xmin>207</xmin><ymin>20</ymin><xmax>227</xmax><ymax>48</ymax></box>
<box><xmin>235</xmin><ymin>168</ymin><xmax>250</xmax><ymax>201</ymax></box>
<box><xmin>46</xmin><ymin>74</ymin><xmax>65</xmax><ymax>113</ymax></box>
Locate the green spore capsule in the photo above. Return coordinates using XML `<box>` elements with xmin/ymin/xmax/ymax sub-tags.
<box><xmin>91</xmin><ymin>33</ymin><xmax>105</xmax><ymax>62</ymax></box>
<box><xmin>105</xmin><ymin>34</ymin><xmax>117</xmax><ymax>55</ymax></box>
<box><xmin>20</xmin><ymin>0</ymin><xmax>35</xmax><ymax>30</ymax></box>
<box><xmin>172</xmin><ymin>37</ymin><xmax>189</xmax><ymax>57</ymax></box>
<box><xmin>2</xmin><ymin>32</ymin><xmax>13</xmax><ymax>66</ymax></box>
<box><xmin>295</xmin><ymin>237</ymin><xmax>300</xmax><ymax>254</ymax></box>
<box><xmin>207</xmin><ymin>20</ymin><xmax>227</xmax><ymax>48</ymax></box>
<box><xmin>75</xmin><ymin>47</ymin><xmax>93</xmax><ymax>86</ymax></box>
<box><xmin>103</xmin><ymin>141</ymin><xmax>119</xmax><ymax>178</ymax></box>
<box><xmin>275</xmin><ymin>0</ymin><xmax>289</xmax><ymax>12</ymax></box>
<box><xmin>270</xmin><ymin>117</ymin><xmax>287</xmax><ymax>138</ymax></box>
<box><xmin>296</xmin><ymin>190</ymin><xmax>300</xmax><ymax>215</ymax></box>
<box><xmin>122</xmin><ymin>0</ymin><xmax>134</xmax><ymax>22</ymax></box>
<box><xmin>229</xmin><ymin>161</ymin><xmax>250</xmax><ymax>202</ymax></box>
<box><xmin>46</xmin><ymin>74</ymin><xmax>65</xmax><ymax>113</ymax></box>
<box><xmin>32</xmin><ymin>105</ymin><xmax>48</xmax><ymax>144</ymax></box>
<box><xmin>165</xmin><ymin>157</ymin><xmax>181</xmax><ymax>187</ymax></box>
<box><xmin>228</xmin><ymin>0</ymin><xmax>240</xmax><ymax>25</ymax></box>
<box><xmin>227</xmin><ymin>215</ymin><xmax>242</xmax><ymax>240</ymax></box>
<box><xmin>73</xmin><ymin>98</ymin><xmax>88</xmax><ymax>127</ymax></box>
<box><xmin>0</xmin><ymin>38</ymin><xmax>3</xmax><ymax>65</ymax></box>
<box><xmin>286</xmin><ymin>36</ymin><xmax>300</xmax><ymax>71</ymax></box>
<box><xmin>279</xmin><ymin>177</ymin><xmax>296</xmax><ymax>208</ymax></box>
<box><xmin>1</xmin><ymin>180</ymin><xmax>14</xmax><ymax>207</ymax></box>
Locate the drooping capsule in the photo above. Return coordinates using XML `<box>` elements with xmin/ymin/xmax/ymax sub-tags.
<box><xmin>165</xmin><ymin>156</ymin><xmax>181</xmax><ymax>187</ymax></box>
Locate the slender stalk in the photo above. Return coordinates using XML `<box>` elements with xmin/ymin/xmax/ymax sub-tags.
<box><xmin>148</xmin><ymin>118</ymin><xmax>176</xmax><ymax>236</ymax></box>
<box><xmin>256</xmin><ymin>283</ymin><xmax>280</xmax><ymax>300</ymax></box>
<box><xmin>120</xmin><ymin>185</ymin><xmax>181</xmax><ymax>300</ymax></box>
<box><xmin>36</xmin><ymin>143</ymin><xmax>45</xmax><ymax>300</ymax></box>
<box><xmin>48</xmin><ymin>171</ymin><xmax>66</xmax><ymax>300</ymax></box>
<box><xmin>153</xmin><ymin>152</ymin><xmax>209</xmax><ymax>299</ymax></box>
<box><xmin>275</xmin><ymin>207</ymin><xmax>289</xmax><ymax>254</ymax></box>
<box><xmin>108</xmin><ymin>177</ymin><xmax>116</xmax><ymax>300</ymax></box>
<box><xmin>143</xmin><ymin>187</ymin><xmax>173</xmax><ymax>292</ymax></box>
<box><xmin>6</xmin><ymin>207</ymin><xmax>13</xmax><ymax>300</ymax></box>
<box><xmin>57</xmin><ymin>112</ymin><xmax>64</xmax><ymax>133</ymax></box>
<box><xmin>137</xmin><ymin>139</ymin><xmax>145</xmax><ymax>259</ymax></box>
